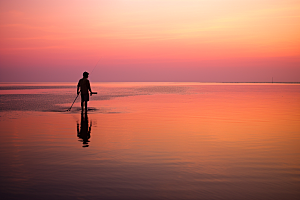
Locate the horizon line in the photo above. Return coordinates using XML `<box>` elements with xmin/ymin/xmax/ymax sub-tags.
<box><xmin>1</xmin><ymin>81</ymin><xmax>300</xmax><ymax>84</ymax></box>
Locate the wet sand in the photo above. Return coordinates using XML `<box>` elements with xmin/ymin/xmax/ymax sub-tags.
<box><xmin>0</xmin><ymin>83</ymin><xmax>300</xmax><ymax>199</ymax></box>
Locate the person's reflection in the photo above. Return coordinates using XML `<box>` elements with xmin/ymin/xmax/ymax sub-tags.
<box><xmin>77</xmin><ymin>113</ymin><xmax>92</xmax><ymax>147</ymax></box>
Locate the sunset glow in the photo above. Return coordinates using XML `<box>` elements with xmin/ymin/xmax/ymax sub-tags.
<box><xmin>0</xmin><ymin>0</ymin><xmax>299</xmax><ymax>82</ymax></box>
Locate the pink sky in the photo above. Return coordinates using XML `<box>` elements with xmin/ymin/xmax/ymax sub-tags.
<box><xmin>0</xmin><ymin>0</ymin><xmax>299</xmax><ymax>82</ymax></box>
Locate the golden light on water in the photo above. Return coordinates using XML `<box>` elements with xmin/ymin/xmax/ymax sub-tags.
<box><xmin>0</xmin><ymin>83</ymin><xmax>299</xmax><ymax>199</ymax></box>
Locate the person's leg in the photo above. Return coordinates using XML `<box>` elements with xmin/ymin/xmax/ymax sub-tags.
<box><xmin>81</xmin><ymin>95</ymin><xmax>84</xmax><ymax>112</ymax></box>
<box><xmin>81</xmin><ymin>101</ymin><xmax>84</xmax><ymax>112</ymax></box>
<box><xmin>85</xmin><ymin>101</ymin><xmax>88</xmax><ymax>112</ymax></box>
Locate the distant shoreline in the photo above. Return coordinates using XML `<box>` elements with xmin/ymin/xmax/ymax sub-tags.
<box><xmin>221</xmin><ymin>82</ymin><xmax>300</xmax><ymax>84</ymax></box>
<box><xmin>0</xmin><ymin>81</ymin><xmax>300</xmax><ymax>84</ymax></box>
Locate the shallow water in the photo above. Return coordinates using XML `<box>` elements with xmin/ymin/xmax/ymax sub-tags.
<box><xmin>0</xmin><ymin>82</ymin><xmax>299</xmax><ymax>200</ymax></box>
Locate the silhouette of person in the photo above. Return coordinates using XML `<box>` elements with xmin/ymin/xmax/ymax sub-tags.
<box><xmin>77</xmin><ymin>71</ymin><xmax>93</xmax><ymax>113</ymax></box>
<box><xmin>77</xmin><ymin>113</ymin><xmax>92</xmax><ymax>148</ymax></box>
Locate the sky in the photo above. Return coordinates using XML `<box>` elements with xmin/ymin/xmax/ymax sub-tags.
<box><xmin>0</xmin><ymin>0</ymin><xmax>299</xmax><ymax>82</ymax></box>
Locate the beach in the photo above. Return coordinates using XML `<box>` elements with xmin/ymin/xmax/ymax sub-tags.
<box><xmin>0</xmin><ymin>82</ymin><xmax>300</xmax><ymax>200</ymax></box>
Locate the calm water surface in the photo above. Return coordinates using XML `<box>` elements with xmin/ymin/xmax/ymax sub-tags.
<box><xmin>0</xmin><ymin>82</ymin><xmax>299</xmax><ymax>200</ymax></box>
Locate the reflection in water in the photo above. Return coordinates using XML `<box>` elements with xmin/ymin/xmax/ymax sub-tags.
<box><xmin>0</xmin><ymin>83</ymin><xmax>300</xmax><ymax>200</ymax></box>
<box><xmin>77</xmin><ymin>113</ymin><xmax>92</xmax><ymax>147</ymax></box>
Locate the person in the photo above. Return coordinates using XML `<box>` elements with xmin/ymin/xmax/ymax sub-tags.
<box><xmin>77</xmin><ymin>71</ymin><xmax>93</xmax><ymax>112</ymax></box>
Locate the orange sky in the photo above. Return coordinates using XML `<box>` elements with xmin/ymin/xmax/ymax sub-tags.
<box><xmin>0</xmin><ymin>0</ymin><xmax>299</xmax><ymax>82</ymax></box>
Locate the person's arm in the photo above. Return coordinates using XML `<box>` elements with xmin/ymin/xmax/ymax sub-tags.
<box><xmin>77</xmin><ymin>80</ymin><xmax>80</xmax><ymax>95</ymax></box>
<box><xmin>88</xmin><ymin>80</ymin><xmax>92</xmax><ymax>95</ymax></box>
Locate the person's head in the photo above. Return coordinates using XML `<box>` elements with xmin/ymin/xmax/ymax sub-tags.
<box><xmin>83</xmin><ymin>71</ymin><xmax>89</xmax><ymax>78</ymax></box>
